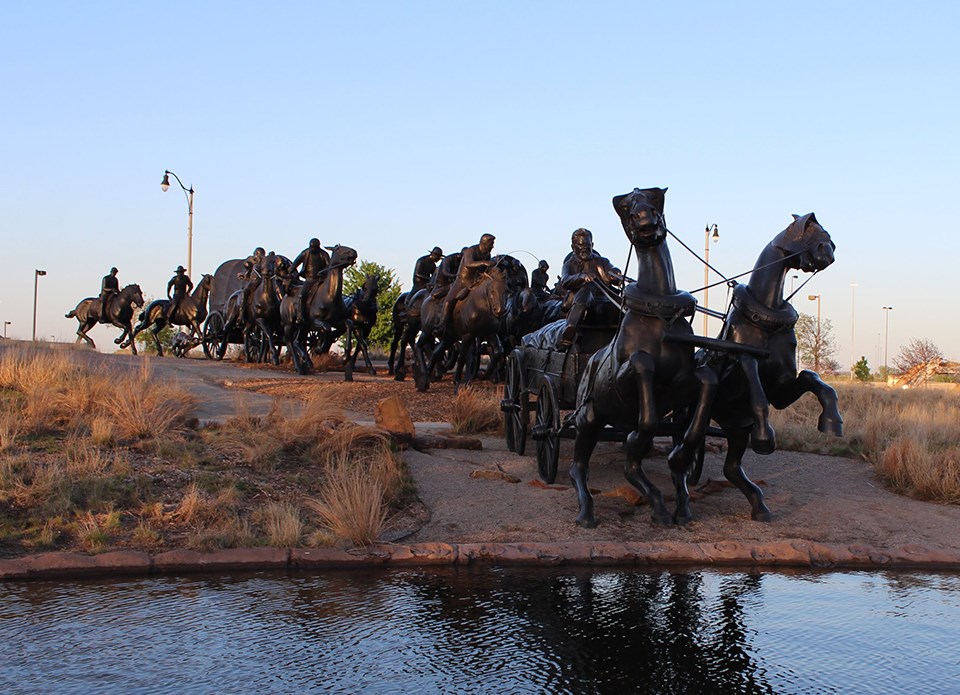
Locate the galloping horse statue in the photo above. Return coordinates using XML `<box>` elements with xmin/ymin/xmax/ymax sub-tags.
<box><xmin>130</xmin><ymin>274</ymin><xmax>213</xmax><ymax>357</ymax></box>
<box><xmin>695</xmin><ymin>212</ymin><xmax>842</xmax><ymax>521</ymax></box>
<box><xmin>66</xmin><ymin>284</ymin><xmax>145</xmax><ymax>354</ymax></box>
<box><xmin>281</xmin><ymin>244</ymin><xmax>358</xmax><ymax>375</ymax></box>
<box><xmin>415</xmin><ymin>262</ymin><xmax>508</xmax><ymax>392</ymax></box>
<box><xmin>570</xmin><ymin>187</ymin><xmax>719</xmax><ymax>527</ymax></box>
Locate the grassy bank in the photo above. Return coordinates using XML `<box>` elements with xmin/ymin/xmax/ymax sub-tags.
<box><xmin>769</xmin><ymin>382</ymin><xmax>960</xmax><ymax>503</ymax></box>
<box><xmin>0</xmin><ymin>343</ymin><xmax>411</xmax><ymax>556</ymax></box>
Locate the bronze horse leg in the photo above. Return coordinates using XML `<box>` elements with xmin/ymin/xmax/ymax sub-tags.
<box><xmin>666</xmin><ymin>364</ymin><xmax>718</xmax><ymax>525</ymax></box>
<box><xmin>768</xmin><ymin>370</ymin><xmax>844</xmax><ymax>436</ymax></box>
<box><xmin>736</xmin><ymin>355</ymin><xmax>777</xmax><ymax>454</ymax></box>
<box><xmin>721</xmin><ymin>427</ymin><xmax>772</xmax><ymax>521</ymax></box>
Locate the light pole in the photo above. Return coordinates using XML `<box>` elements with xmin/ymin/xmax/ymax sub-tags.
<box><xmin>32</xmin><ymin>269</ymin><xmax>47</xmax><ymax>342</ymax></box>
<box><xmin>882</xmin><ymin>306</ymin><xmax>893</xmax><ymax>373</ymax></box>
<box><xmin>850</xmin><ymin>281</ymin><xmax>857</xmax><ymax>379</ymax></box>
<box><xmin>160</xmin><ymin>169</ymin><xmax>195</xmax><ymax>278</ymax></box>
<box><xmin>3</xmin><ymin>321</ymin><xmax>9</xmax><ymax>338</ymax></box>
<box><xmin>808</xmin><ymin>294</ymin><xmax>821</xmax><ymax>372</ymax></box>
<box><xmin>790</xmin><ymin>274</ymin><xmax>798</xmax><ymax>297</ymax></box>
<box><xmin>703</xmin><ymin>224</ymin><xmax>719</xmax><ymax>334</ymax></box>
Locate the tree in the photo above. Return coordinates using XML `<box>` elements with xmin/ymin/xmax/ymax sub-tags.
<box><xmin>343</xmin><ymin>260</ymin><xmax>401</xmax><ymax>349</ymax></box>
<box><xmin>853</xmin><ymin>356</ymin><xmax>871</xmax><ymax>382</ymax></box>
<box><xmin>893</xmin><ymin>338</ymin><xmax>943</xmax><ymax>374</ymax></box>
<box><xmin>795</xmin><ymin>312</ymin><xmax>838</xmax><ymax>374</ymax></box>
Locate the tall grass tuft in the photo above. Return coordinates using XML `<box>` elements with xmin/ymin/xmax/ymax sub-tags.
<box><xmin>305</xmin><ymin>461</ymin><xmax>388</xmax><ymax>546</ymax></box>
<box><xmin>448</xmin><ymin>386</ymin><xmax>502</xmax><ymax>434</ymax></box>
<box><xmin>256</xmin><ymin>501</ymin><xmax>303</xmax><ymax>547</ymax></box>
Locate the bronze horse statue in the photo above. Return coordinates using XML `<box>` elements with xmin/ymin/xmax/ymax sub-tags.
<box><xmin>387</xmin><ymin>289</ymin><xmax>420</xmax><ymax>380</ymax></box>
<box><xmin>222</xmin><ymin>252</ymin><xmax>284</xmax><ymax>364</ymax></box>
<box><xmin>130</xmin><ymin>274</ymin><xmax>213</xmax><ymax>356</ymax></box>
<box><xmin>414</xmin><ymin>262</ymin><xmax>509</xmax><ymax>392</ymax></box>
<box><xmin>694</xmin><ymin>212</ymin><xmax>842</xmax><ymax>521</ymax></box>
<box><xmin>570</xmin><ymin>187</ymin><xmax>719</xmax><ymax>527</ymax></box>
<box><xmin>316</xmin><ymin>273</ymin><xmax>381</xmax><ymax>381</ymax></box>
<box><xmin>66</xmin><ymin>284</ymin><xmax>145</xmax><ymax>354</ymax></box>
<box><xmin>281</xmin><ymin>244</ymin><xmax>358</xmax><ymax>375</ymax></box>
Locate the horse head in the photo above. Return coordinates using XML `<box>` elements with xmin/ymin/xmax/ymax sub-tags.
<box><xmin>361</xmin><ymin>274</ymin><xmax>379</xmax><ymax>301</ymax></box>
<box><xmin>484</xmin><ymin>264</ymin><xmax>509</xmax><ymax>319</ymax></box>
<box><xmin>327</xmin><ymin>244</ymin><xmax>358</xmax><ymax>270</ymax></box>
<box><xmin>774</xmin><ymin>213</ymin><xmax>836</xmax><ymax>273</ymax></box>
<box><xmin>613</xmin><ymin>187</ymin><xmax>668</xmax><ymax>248</ymax></box>
<box><xmin>122</xmin><ymin>284</ymin><xmax>145</xmax><ymax>307</ymax></box>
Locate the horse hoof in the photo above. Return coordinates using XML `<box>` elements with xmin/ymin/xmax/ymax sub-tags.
<box><xmin>752</xmin><ymin>509</ymin><xmax>772</xmax><ymax>522</ymax></box>
<box><xmin>114</xmin><ymin>338</ymin><xmax>123</xmax><ymax>344</ymax></box>
<box><xmin>751</xmin><ymin>426</ymin><xmax>777</xmax><ymax>455</ymax></box>
<box><xmin>673</xmin><ymin>511</ymin><xmax>693</xmax><ymax>526</ymax></box>
<box><xmin>650</xmin><ymin>513</ymin><xmax>673</xmax><ymax>526</ymax></box>
<box><xmin>818</xmin><ymin>415</ymin><xmax>844</xmax><ymax>437</ymax></box>
<box><xmin>576</xmin><ymin>516</ymin><xmax>598</xmax><ymax>529</ymax></box>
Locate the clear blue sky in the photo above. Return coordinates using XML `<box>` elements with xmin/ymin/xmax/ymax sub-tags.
<box><xmin>2</xmin><ymin>1</ymin><xmax>957</xmax><ymax>368</ymax></box>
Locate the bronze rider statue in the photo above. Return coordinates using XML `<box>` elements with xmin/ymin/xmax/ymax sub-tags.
<box><xmin>440</xmin><ymin>233</ymin><xmax>495</xmax><ymax>335</ymax></box>
<box><xmin>100</xmin><ymin>267</ymin><xmax>120</xmax><ymax>321</ymax></box>
<box><xmin>166</xmin><ymin>265</ymin><xmax>193</xmax><ymax>320</ymax></box>
<box><xmin>291</xmin><ymin>238</ymin><xmax>331</xmax><ymax>321</ymax></box>
<box><xmin>556</xmin><ymin>228</ymin><xmax>624</xmax><ymax>348</ymax></box>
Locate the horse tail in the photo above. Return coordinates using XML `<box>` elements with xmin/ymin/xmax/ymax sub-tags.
<box><xmin>65</xmin><ymin>310</ymin><xmax>76</xmax><ymax>318</ymax></box>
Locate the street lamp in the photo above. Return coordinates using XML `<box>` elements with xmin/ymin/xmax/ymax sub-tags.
<box><xmin>850</xmin><ymin>281</ymin><xmax>857</xmax><ymax>379</ymax></box>
<box><xmin>160</xmin><ymin>169</ymin><xmax>195</xmax><ymax>278</ymax></box>
<box><xmin>3</xmin><ymin>321</ymin><xmax>10</xmax><ymax>339</ymax></box>
<box><xmin>882</xmin><ymin>306</ymin><xmax>894</xmax><ymax>373</ymax></box>
<box><xmin>790</xmin><ymin>274</ymin><xmax>799</xmax><ymax>297</ymax></box>
<box><xmin>808</xmin><ymin>294</ymin><xmax>821</xmax><ymax>372</ymax></box>
<box><xmin>703</xmin><ymin>224</ymin><xmax>719</xmax><ymax>334</ymax></box>
<box><xmin>32</xmin><ymin>269</ymin><xmax>47</xmax><ymax>342</ymax></box>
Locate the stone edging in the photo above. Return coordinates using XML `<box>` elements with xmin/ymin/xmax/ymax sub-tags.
<box><xmin>3</xmin><ymin>540</ymin><xmax>960</xmax><ymax>580</ymax></box>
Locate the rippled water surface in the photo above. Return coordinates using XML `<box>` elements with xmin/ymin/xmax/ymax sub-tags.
<box><xmin>2</xmin><ymin>567</ymin><xmax>959</xmax><ymax>693</ymax></box>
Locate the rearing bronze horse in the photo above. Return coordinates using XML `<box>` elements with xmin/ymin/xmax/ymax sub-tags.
<box><xmin>570</xmin><ymin>187</ymin><xmax>718</xmax><ymax>527</ymax></box>
<box><xmin>695</xmin><ymin>212</ymin><xmax>842</xmax><ymax>521</ymax></box>
<box><xmin>66</xmin><ymin>284</ymin><xmax>145</xmax><ymax>354</ymax></box>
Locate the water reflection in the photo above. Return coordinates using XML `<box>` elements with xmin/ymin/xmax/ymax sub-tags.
<box><xmin>2</xmin><ymin>567</ymin><xmax>958</xmax><ymax>693</ymax></box>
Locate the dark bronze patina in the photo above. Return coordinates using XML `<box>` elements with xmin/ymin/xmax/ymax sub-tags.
<box><xmin>66</xmin><ymin>282</ymin><xmax>145</xmax><ymax>354</ymax></box>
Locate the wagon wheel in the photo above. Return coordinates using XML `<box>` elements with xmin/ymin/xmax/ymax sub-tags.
<box><xmin>535</xmin><ymin>378</ymin><xmax>561</xmax><ymax>484</ymax></box>
<box><xmin>202</xmin><ymin>312</ymin><xmax>225</xmax><ymax>360</ymax></box>
<box><xmin>502</xmin><ymin>350</ymin><xmax>529</xmax><ymax>455</ymax></box>
<box><xmin>244</xmin><ymin>325</ymin><xmax>266</xmax><ymax>363</ymax></box>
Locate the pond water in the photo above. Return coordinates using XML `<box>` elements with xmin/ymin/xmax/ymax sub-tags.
<box><xmin>2</xmin><ymin>567</ymin><xmax>958</xmax><ymax>694</ymax></box>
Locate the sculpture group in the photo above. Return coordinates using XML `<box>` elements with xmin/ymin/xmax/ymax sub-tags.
<box><xmin>65</xmin><ymin>239</ymin><xmax>381</xmax><ymax>380</ymax></box>
<box><xmin>63</xmin><ymin>184</ymin><xmax>842</xmax><ymax>527</ymax></box>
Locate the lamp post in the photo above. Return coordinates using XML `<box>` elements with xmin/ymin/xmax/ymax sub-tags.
<box><xmin>3</xmin><ymin>321</ymin><xmax>9</xmax><ymax>338</ymax></box>
<box><xmin>882</xmin><ymin>306</ymin><xmax>893</xmax><ymax>373</ymax></box>
<box><xmin>160</xmin><ymin>169</ymin><xmax>195</xmax><ymax>278</ymax></box>
<box><xmin>703</xmin><ymin>224</ymin><xmax>719</xmax><ymax>334</ymax></box>
<box><xmin>32</xmin><ymin>269</ymin><xmax>47</xmax><ymax>342</ymax></box>
<box><xmin>808</xmin><ymin>294</ymin><xmax>821</xmax><ymax>372</ymax></box>
<box><xmin>790</xmin><ymin>274</ymin><xmax>798</xmax><ymax>297</ymax></box>
<box><xmin>850</xmin><ymin>281</ymin><xmax>857</xmax><ymax>379</ymax></box>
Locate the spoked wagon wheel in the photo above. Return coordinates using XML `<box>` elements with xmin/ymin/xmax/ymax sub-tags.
<box><xmin>534</xmin><ymin>378</ymin><xmax>561</xmax><ymax>484</ymax></box>
<box><xmin>202</xmin><ymin>312</ymin><xmax>225</xmax><ymax>361</ymax></box>
<box><xmin>502</xmin><ymin>350</ymin><xmax>529</xmax><ymax>455</ymax></box>
<box><xmin>244</xmin><ymin>325</ymin><xmax>266</xmax><ymax>363</ymax></box>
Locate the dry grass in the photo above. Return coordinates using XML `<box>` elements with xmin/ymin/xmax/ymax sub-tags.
<box><xmin>0</xmin><ymin>342</ymin><xmax>411</xmax><ymax>554</ymax></box>
<box><xmin>448</xmin><ymin>386</ymin><xmax>502</xmax><ymax>434</ymax></box>
<box><xmin>256</xmin><ymin>501</ymin><xmax>303</xmax><ymax>547</ymax></box>
<box><xmin>769</xmin><ymin>382</ymin><xmax>960</xmax><ymax>502</ymax></box>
